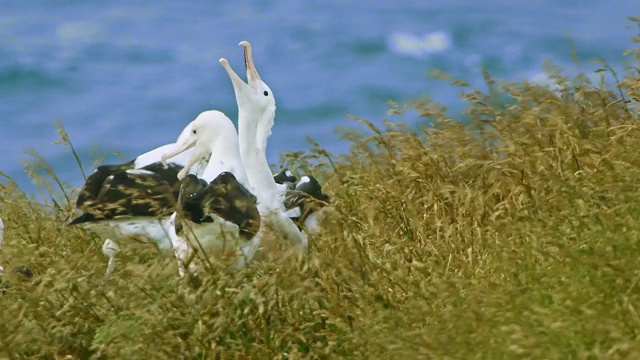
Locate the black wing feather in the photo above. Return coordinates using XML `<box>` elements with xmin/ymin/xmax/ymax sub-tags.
<box><xmin>180</xmin><ymin>172</ymin><xmax>260</xmax><ymax>241</ymax></box>
<box><xmin>69</xmin><ymin>161</ymin><xmax>184</xmax><ymax>225</ymax></box>
<box><xmin>284</xmin><ymin>175</ymin><xmax>330</xmax><ymax>227</ymax></box>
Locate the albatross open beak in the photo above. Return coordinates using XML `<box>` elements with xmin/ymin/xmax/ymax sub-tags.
<box><xmin>219</xmin><ymin>40</ymin><xmax>261</xmax><ymax>95</ymax></box>
<box><xmin>239</xmin><ymin>40</ymin><xmax>261</xmax><ymax>83</ymax></box>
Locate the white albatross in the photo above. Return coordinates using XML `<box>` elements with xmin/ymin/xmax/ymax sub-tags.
<box><xmin>218</xmin><ymin>41</ymin><xmax>308</xmax><ymax>253</ymax></box>
<box><xmin>160</xmin><ymin>110</ymin><xmax>261</xmax><ymax>277</ymax></box>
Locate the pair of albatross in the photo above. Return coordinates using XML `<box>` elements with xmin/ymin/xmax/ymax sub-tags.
<box><xmin>69</xmin><ymin>41</ymin><xmax>329</xmax><ymax>278</ymax></box>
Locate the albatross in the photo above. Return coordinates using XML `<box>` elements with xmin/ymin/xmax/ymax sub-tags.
<box><xmin>218</xmin><ymin>40</ymin><xmax>331</xmax><ymax>253</ymax></box>
<box><xmin>272</xmin><ymin>169</ymin><xmax>331</xmax><ymax>234</ymax></box>
<box><xmin>160</xmin><ymin>110</ymin><xmax>261</xmax><ymax>276</ymax></box>
<box><xmin>282</xmin><ymin>175</ymin><xmax>330</xmax><ymax>234</ymax></box>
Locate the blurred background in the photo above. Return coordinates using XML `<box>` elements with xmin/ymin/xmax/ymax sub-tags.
<box><xmin>1</xmin><ymin>0</ymin><xmax>638</xmax><ymax>194</ymax></box>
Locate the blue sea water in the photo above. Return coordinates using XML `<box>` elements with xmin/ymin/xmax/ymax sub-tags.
<box><xmin>1</xmin><ymin>1</ymin><xmax>639</xmax><ymax>194</ymax></box>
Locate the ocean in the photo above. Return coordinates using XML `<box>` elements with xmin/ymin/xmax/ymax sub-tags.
<box><xmin>1</xmin><ymin>1</ymin><xmax>638</xmax><ymax>194</ymax></box>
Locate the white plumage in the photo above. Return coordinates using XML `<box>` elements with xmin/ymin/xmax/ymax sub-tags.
<box><xmin>220</xmin><ymin>41</ymin><xmax>309</xmax><ymax>254</ymax></box>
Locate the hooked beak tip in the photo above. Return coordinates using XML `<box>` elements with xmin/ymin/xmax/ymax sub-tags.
<box><xmin>219</xmin><ymin>58</ymin><xmax>228</xmax><ymax>66</ymax></box>
<box><xmin>239</xmin><ymin>40</ymin><xmax>250</xmax><ymax>48</ymax></box>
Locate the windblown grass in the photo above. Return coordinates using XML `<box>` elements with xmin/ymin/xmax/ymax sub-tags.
<box><xmin>2</xmin><ymin>20</ymin><xmax>640</xmax><ymax>359</ymax></box>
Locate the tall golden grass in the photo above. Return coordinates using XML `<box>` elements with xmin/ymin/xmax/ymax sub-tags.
<box><xmin>1</xmin><ymin>18</ymin><xmax>640</xmax><ymax>358</ymax></box>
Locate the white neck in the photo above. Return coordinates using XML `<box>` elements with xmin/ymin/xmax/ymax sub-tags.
<box><xmin>201</xmin><ymin>133</ymin><xmax>249</xmax><ymax>187</ymax></box>
<box><xmin>238</xmin><ymin>107</ymin><xmax>308</xmax><ymax>247</ymax></box>
<box><xmin>238</xmin><ymin>106</ymin><xmax>280</xmax><ymax>211</ymax></box>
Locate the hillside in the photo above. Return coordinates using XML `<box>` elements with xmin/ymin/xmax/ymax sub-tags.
<box><xmin>1</xmin><ymin>24</ymin><xmax>640</xmax><ymax>359</ymax></box>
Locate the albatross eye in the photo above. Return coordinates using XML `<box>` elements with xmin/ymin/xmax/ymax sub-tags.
<box><xmin>192</xmin><ymin>129</ymin><xmax>197</xmax><ymax>134</ymax></box>
<box><xmin>263</xmin><ymin>91</ymin><xmax>269</xmax><ymax>96</ymax></box>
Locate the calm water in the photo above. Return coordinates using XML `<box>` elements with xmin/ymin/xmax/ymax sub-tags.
<box><xmin>1</xmin><ymin>1</ymin><xmax>638</xmax><ymax>193</ymax></box>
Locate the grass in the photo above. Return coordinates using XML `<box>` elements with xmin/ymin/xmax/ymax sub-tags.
<box><xmin>2</xmin><ymin>18</ymin><xmax>640</xmax><ymax>359</ymax></box>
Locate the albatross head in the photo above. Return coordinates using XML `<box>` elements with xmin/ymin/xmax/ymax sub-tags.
<box><xmin>219</xmin><ymin>41</ymin><xmax>276</xmax><ymax>121</ymax></box>
<box><xmin>161</xmin><ymin>110</ymin><xmax>238</xmax><ymax>180</ymax></box>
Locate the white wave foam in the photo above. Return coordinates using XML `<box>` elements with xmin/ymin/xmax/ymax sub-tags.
<box><xmin>387</xmin><ymin>30</ymin><xmax>451</xmax><ymax>58</ymax></box>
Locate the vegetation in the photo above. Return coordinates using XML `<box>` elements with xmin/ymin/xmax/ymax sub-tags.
<box><xmin>2</xmin><ymin>17</ymin><xmax>640</xmax><ymax>359</ymax></box>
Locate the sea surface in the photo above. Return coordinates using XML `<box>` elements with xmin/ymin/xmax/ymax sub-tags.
<box><xmin>1</xmin><ymin>1</ymin><xmax>639</xmax><ymax>195</ymax></box>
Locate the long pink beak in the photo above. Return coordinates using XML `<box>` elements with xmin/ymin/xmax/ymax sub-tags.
<box><xmin>161</xmin><ymin>136</ymin><xmax>202</xmax><ymax>180</ymax></box>
<box><xmin>239</xmin><ymin>40</ymin><xmax>261</xmax><ymax>83</ymax></box>
<box><xmin>161</xmin><ymin>136</ymin><xmax>197</xmax><ymax>165</ymax></box>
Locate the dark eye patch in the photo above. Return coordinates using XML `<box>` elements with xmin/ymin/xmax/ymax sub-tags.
<box><xmin>263</xmin><ymin>91</ymin><xmax>269</xmax><ymax>96</ymax></box>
